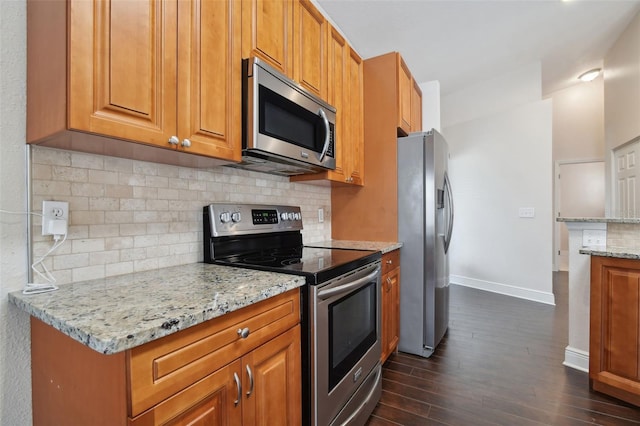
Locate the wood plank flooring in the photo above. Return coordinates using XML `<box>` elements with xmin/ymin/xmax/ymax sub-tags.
<box><xmin>366</xmin><ymin>272</ymin><xmax>640</xmax><ymax>425</ymax></box>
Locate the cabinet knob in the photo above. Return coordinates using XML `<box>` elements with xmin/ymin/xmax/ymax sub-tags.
<box><xmin>181</xmin><ymin>138</ymin><xmax>191</xmax><ymax>148</ymax></box>
<box><xmin>168</xmin><ymin>135</ymin><xmax>179</xmax><ymax>145</ymax></box>
<box><xmin>386</xmin><ymin>260</ymin><xmax>393</xmax><ymax>265</ymax></box>
<box><xmin>237</xmin><ymin>327</ymin><xmax>250</xmax><ymax>339</ymax></box>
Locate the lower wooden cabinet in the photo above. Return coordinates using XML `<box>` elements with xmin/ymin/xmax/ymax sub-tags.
<box><xmin>131</xmin><ymin>326</ymin><xmax>301</xmax><ymax>426</ymax></box>
<box><xmin>31</xmin><ymin>289</ymin><xmax>301</xmax><ymax>425</ymax></box>
<box><xmin>381</xmin><ymin>249</ymin><xmax>401</xmax><ymax>363</ymax></box>
<box><xmin>590</xmin><ymin>256</ymin><xmax>640</xmax><ymax>407</ymax></box>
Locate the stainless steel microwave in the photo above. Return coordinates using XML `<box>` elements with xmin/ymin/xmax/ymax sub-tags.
<box><xmin>231</xmin><ymin>58</ymin><xmax>337</xmax><ymax>176</ymax></box>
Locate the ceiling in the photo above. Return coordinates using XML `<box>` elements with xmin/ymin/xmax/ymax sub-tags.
<box><xmin>316</xmin><ymin>0</ymin><xmax>640</xmax><ymax>96</ymax></box>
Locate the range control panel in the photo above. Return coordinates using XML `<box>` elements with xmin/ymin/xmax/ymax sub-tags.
<box><xmin>205</xmin><ymin>203</ymin><xmax>303</xmax><ymax>237</ymax></box>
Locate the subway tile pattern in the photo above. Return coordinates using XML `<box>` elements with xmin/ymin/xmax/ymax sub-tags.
<box><xmin>607</xmin><ymin>222</ymin><xmax>640</xmax><ymax>249</ymax></box>
<box><xmin>31</xmin><ymin>147</ymin><xmax>331</xmax><ymax>285</ymax></box>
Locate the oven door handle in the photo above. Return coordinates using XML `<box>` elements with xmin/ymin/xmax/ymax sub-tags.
<box><xmin>317</xmin><ymin>266</ymin><xmax>380</xmax><ymax>300</ymax></box>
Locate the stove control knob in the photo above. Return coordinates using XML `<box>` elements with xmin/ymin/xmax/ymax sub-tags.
<box><xmin>294</xmin><ymin>212</ymin><xmax>301</xmax><ymax>220</ymax></box>
<box><xmin>280</xmin><ymin>212</ymin><xmax>288</xmax><ymax>221</ymax></box>
<box><xmin>231</xmin><ymin>212</ymin><xmax>241</xmax><ymax>223</ymax></box>
<box><xmin>287</xmin><ymin>212</ymin><xmax>295</xmax><ymax>220</ymax></box>
<box><xmin>220</xmin><ymin>212</ymin><xmax>231</xmax><ymax>223</ymax></box>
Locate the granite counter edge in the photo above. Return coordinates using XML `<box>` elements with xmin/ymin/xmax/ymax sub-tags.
<box><xmin>8</xmin><ymin>272</ymin><xmax>305</xmax><ymax>355</ymax></box>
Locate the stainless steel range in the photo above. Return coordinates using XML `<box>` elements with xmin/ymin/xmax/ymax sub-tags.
<box><xmin>203</xmin><ymin>203</ymin><xmax>382</xmax><ymax>426</ymax></box>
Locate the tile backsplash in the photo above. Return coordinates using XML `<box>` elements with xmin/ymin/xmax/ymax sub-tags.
<box><xmin>31</xmin><ymin>147</ymin><xmax>331</xmax><ymax>285</ymax></box>
<box><xmin>607</xmin><ymin>223</ymin><xmax>640</xmax><ymax>249</ymax></box>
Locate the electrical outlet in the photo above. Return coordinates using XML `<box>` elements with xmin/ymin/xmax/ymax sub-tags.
<box><xmin>318</xmin><ymin>208</ymin><xmax>324</xmax><ymax>223</ymax></box>
<box><xmin>583</xmin><ymin>229</ymin><xmax>606</xmax><ymax>247</ymax></box>
<box><xmin>42</xmin><ymin>201</ymin><xmax>69</xmax><ymax>236</ymax></box>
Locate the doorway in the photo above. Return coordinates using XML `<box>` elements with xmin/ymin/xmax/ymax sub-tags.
<box><xmin>555</xmin><ymin>160</ymin><xmax>605</xmax><ymax>271</ymax></box>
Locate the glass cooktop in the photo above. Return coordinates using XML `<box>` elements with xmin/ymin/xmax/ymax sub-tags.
<box><xmin>213</xmin><ymin>246</ymin><xmax>380</xmax><ymax>284</ymax></box>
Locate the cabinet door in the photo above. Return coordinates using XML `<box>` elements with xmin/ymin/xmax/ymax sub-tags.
<box><xmin>397</xmin><ymin>55</ymin><xmax>412</xmax><ymax>136</ymax></box>
<box><xmin>242</xmin><ymin>0</ymin><xmax>293</xmax><ymax>77</ymax></box>
<box><xmin>346</xmin><ymin>47</ymin><xmax>364</xmax><ymax>186</ymax></box>
<box><xmin>293</xmin><ymin>0</ymin><xmax>327</xmax><ymax>99</ymax></box>
<box><xmin>242</xmin><ymin>326</ymin><xmax>302</xmax><ymax>425</ymax></box>
<box><xmin>381</xmin><ymin>262</ymin><xmax>400</xmax><ymax>363</ymax></box>
<box><xmin>411</xmin><ymin>78</ymin><xmax>422</xmax><ymax>132</ymax></box>
<box><xmin>590</xmin><ymin>257</ymin><xmax>640</xmax><ymax>406</ymax></box>
<box><xmin>69</xmin><ymin>0</ymin><xmax>177</xmax><ymax>146</ymax></box>
<box><xmin>130</xmin><ymin>360</ymin><xmax>243</xmax><ymax>426</ymax></box>
<box><xmin>176</xmin><ymin>0</ymin><xmax>241</xmax><ymax>161</ymax></box>
<box><xmin>325</xmin><ymin>26</ymin><xmax>347</xmax><ymax>182</ymax></box>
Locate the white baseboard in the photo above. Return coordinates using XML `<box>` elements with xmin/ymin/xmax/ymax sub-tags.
<box><xmin>563</xmin><ymin>346</ymin><xmax>589</xmax><ymax>372</ymax></box>
<box><xmin>450</xmin><ymin>275</ymin><xmax>556</xmax><ymax>305</ymax></box>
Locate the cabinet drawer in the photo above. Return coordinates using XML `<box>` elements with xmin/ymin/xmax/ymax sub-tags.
<box><xmin>128</xmin><ymin>289</ymin><xmax>300</xmax><ymax>416</ymax></box>
<box><xmin>382</xmin><ymin>250</ymin><xmax>400</xmax><ymax>275</ymax></box>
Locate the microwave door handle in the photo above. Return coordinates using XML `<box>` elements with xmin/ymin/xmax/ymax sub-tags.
<box><xmin>318</xmin><ymin>109</ymin><xmax>330</xmax><ymax>161</ymax></box>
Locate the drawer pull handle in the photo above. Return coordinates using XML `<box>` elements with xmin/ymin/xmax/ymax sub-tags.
<box><xmin>246</xmin><ymin>365</ymin><xmax>254</xmax><ymax>397</ymax></box>
<box><xmin>237</xmin><ymin>327</ymin><xmax>250</xmax><ymax>339</ymax></box>
<box><xmin>233</xmin><ymin>372</ymin><xmax>241</xmax><ymax>406</ymax></box>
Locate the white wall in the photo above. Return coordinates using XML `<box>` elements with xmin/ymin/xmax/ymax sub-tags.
<box><xmin>419</xmin><ymin>80</ymin><xmax>441</xmax><ymax>132</ymax></box>
<box><xmin>0</xmin><ymin>1</ymin><xmax>32</xmax><ymax>424</ymax></box>
<box><xmin>546</xmin><ymin>78</ymin><xmax>605</xmax><ymax>271</ymax></box>
<box><xmin>0</xmin><ymin>1</ymin><xmax>331</xmax><ymax>421</ymax></box>
<box><xmin>441</xmin><ymin>62</ymin><xmax>542</xmax><ymax>128</ymax></box>
<box><xmin>604</xmin><ymin>11</ymin><xmax>640</xmax><ymax>216</ymax></box>
<box><xmin>550</xmin><ymin>77</ymin><xmax>605</xmax><ymax>162</ymax></box>
<box><xmin>442</xmin><ymin>63</ymin><xmax>554</xmax><ymax>304</ymax></box>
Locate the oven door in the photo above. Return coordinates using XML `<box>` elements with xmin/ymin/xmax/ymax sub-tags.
<box><xmin>312</xmin><ymin>261</ymin><xmax>382</xmax><ymax>426</ymax></box>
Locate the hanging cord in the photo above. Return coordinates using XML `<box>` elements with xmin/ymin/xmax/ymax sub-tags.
<box><xmin>0</xmin><ymin>209</ymin><xmax>64</xmax><ymax>294</ymax></box>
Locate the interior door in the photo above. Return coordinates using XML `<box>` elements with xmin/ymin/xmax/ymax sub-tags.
<box><xmin>613</xmin><ymin>141</ymin><xmax>639</xmax><ymax>217</ymax></box>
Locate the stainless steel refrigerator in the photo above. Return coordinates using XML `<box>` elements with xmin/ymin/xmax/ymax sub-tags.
<box><xmin>397</xmin><ymin>129</ymin><xmax>453</xmax><ymax>358</ymax></box>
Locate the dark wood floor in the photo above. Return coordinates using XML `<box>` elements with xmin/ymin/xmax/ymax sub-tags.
<box><xmin>366</xmin><ymin>272</ymin><xmax>640</xmax><ymax>425</ymax></box>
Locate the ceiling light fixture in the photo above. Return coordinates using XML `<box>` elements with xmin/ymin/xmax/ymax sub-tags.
<box><xmin>578</xmin><ymin>68</ymin><xmax>601</xmax><ymax>82</ymax></box>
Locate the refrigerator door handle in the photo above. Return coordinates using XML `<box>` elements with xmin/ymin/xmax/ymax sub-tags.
<box><xmin>443</xmin><ymin>172</ymin><xmax>454</xmax><ymax>254</ymax></box>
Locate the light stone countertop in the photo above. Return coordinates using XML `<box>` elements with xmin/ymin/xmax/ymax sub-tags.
<box><xmin>8</xmin><ymin>263</ymin><xmax>305</xmax><ymax>355</ymax></box>
<box><xmin>557</xmin><ymin>217</ymin><xmax>640</xmax><ymax>224</ymax></box>
<box><xmin>307</xmin><ymin>240</ymin><xmax>402</xmax><ymax>254</ymax></box>
<box><xmin>580</xmin><ymin>247</ymin><xmax>640</xmax><ymax>260</ymax></box>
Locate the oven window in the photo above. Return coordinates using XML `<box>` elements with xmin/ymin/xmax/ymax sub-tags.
<box><xmin>259</xmin><ymin>85</ymin><xmax>327</xmax><ymax>152</ymax></box>
<box><xmin>328</xmin><ymin>281</ymin><xmax>377</xmax><ymax>391</ymax></box>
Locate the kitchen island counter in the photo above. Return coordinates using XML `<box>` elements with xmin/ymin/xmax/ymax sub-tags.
<box><xmin>308</xmin><ymin>240</ymin><xmax>402</xmax><ymax>254</ymax></box>
<box><xmin>8</xmin><ymin>263</ymin><xmax>305</xmax><ymax>354</ymax></box>
<box><xmin>580</xmin><ymin>247</ymin><xmax>640</xmax><ymax>260</ymax></box>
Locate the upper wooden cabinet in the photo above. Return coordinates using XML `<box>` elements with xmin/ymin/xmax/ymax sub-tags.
<box><xmin>396</xmin><ymin>53</ymin><xmax>422</xmax><ymax>136</ymax></box>
<box><xmin>344</xmin><ymin>47</ymin><xmax>365</xmax><ymax>186</ymax></box>
<box><xmin>293</xmin><ymin>0</ymin><xmax>328</xmax><ymax>99</ymax></box>
<box><xmin>27</xmin><ymin>0</ymin><xmax>241</xmax><ymax>165</ymax></box>
<box><xmin>331</xmin><ymin>51</ymin><xmax>422</xmax><ymax>241</ymax></box>
<box><xmin>411</xmin><ymin>78</ymin><xmax>423</xmax><ymax>133</ymax></box>
<box><xmin>290</xmin><ymin>26</ymin><xmax>364</xmax><ymax>186</ymax></box>
<box><xmin>242</xmin><ymin>0</ymin><xmax>327</xmax><ymax>100</ymax></box>
<box><xmin>241</xmin><ymin>0</ymin><xmax>294</xmax><ymax>77</ymax></box>
<box><xmin>398</xmin><ymin>56</ymin><xmax>413</xmax><ymax>136</ymax></box>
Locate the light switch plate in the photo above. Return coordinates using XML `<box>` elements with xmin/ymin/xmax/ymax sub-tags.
<box><xmin>518</xmin><ymin>207</ymin><xmax>535</xmax><ymax>218</ymax></box>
